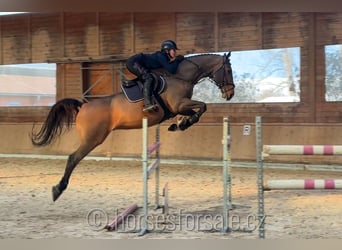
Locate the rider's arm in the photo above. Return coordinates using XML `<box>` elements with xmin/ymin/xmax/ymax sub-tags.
<box><xmin>156</xmin><ymin>52</ymin><xmax>180</xmax><ymax>74</ymax></box>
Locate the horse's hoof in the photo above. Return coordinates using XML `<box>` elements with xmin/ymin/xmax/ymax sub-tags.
<box><xmin>168</xmin><ymin>124</ymin><xmax>178</xmax><ymax>131</ymax></box>
<box><xmin>52</xmin><ymin>185</ymin><xmax>61</xmax><ymax>202</ymax></box>
<box><xmin>179</xmin><ymin>124</ymin><xmax>188</xmax><ymax>131</ymax></box>
<box><xmin>179</xmin><ymin>121</ymin><xmax>190</xmax><ymax>131</ymax></box>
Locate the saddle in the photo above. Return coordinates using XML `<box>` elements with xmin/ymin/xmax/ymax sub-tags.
<box><xmin>121</xmin><ymin>74</ymin><xmax>166</xmax><ymax>103</ymax></box>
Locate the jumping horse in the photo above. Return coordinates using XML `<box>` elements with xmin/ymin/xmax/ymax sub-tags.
<box><xmin>31</xmin><ymin>52</ymin><xmax>235</xmax><ymax>201</ymax></box>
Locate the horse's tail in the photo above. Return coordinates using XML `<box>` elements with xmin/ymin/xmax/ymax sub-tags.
<box><xmin>31</xmin><ymin>98</ymin><xmax>84</xmax><ymax>146</ymax></box>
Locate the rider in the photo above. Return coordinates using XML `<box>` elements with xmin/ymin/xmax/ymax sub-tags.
<box><xmin>125</xmin><ymin>40</ymin><xmax>185</xmax><ymax>112</ymax></box>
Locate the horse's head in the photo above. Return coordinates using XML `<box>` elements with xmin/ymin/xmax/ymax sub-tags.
<box><xmin>210</xmin><ymin>52</ymin><xmax>235</xmax><ymax>101</ymax></box>
<box><xmin>172</xmin><ymin>52</ymin><xmax>235</xmax><ymax>101</ymax></box>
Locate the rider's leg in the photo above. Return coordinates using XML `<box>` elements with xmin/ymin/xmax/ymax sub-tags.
<box><xmin>123</xmin><ymin>56</ymin><xmax>140</xmax><ymax>87</ymax></box>
<box><xmin>132</xmin><ymin>62</ymin><xmax>157</xmax><ymax>112</ymax></box>
<box><xmin>142</xmin><ymin>73</ymin><xmax>157</xmax><ymax>112</ymax></box>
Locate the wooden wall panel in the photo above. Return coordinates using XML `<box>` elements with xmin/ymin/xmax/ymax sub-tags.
<box><xmin>1</xmin><ymin>12</ymin><xmax>342</xmax><ymax>163</ymax></box>
<box><xmin>134</xmin><ymin>13</ymin><xmax>176</xmax><ymax>53</ymax></box>
<box><xmin>31</xmin><ymin>13</ymin><xmax>63</xmax><ymax>62</ymax></box>
<box><xmin>0</xmin><ymin>12</ymin><xmax>342</xmax><ymax>124</ymax></box>
<box><xmin>262</xmin><ymin>13</ymin><xmax>310</xmax><ymax>48</ymax></box>
<box><xmin>99</xmin><ymin>13</ymin><xmax>133</xmax><ymax>56</ymax></box>
<box><xmin>218</xmin><ymin>13</ymin><xmax>261</xmax><ymax>51</ymax></box>
<box><xmin>316</xmin><ymin>13</ymin><xmax>342</xmax><ymax>45</ymax></box>
<box><xmin>81</xmin><ymin>61</ymin><xmax>128</xmax><ymax>98</ymax></box>
<box><xmin>176</xmin><ymin>13</ymin><xmax>215</xmax><ymax>53</ymax></box>
<box><xmin>87</xmin><ymin>63</ymin><xmax>115</xmax><ymax>96</ymax></box>
<box><xmin>65</xmin><ymin>63</ymin><xmax>83</xmax><ymax>98</ymax></box>
<box><xmin>0</xmin><ymin>107</ymin><xmax>50</xmax><ymax>123</ymax></box>
<box><xmin>1</xmin><ymin>15</ymin><xmax>30</xmax><ymax>64</ymax></box>
<box><xmin>56</xmin><ymin>63</ymin><xmax>82</xmax><ymax>100</ymax></box>
<box><xmin>56</xmin><ymin>62</ymin><xmax>66</xmax><ymax>99</ymax></box>
<box><xmin>202</xmin><ymin>103</ymin><xmax>309</xmax><ymax>124</ymax></box>
<box><xmin>64</xmin><ymin>12</ymin><xmax>98</xmax><ymax>57</ymax></box>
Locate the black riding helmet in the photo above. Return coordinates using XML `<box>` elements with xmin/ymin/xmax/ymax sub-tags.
<box><xmin>161</xmin><ymin>40</ymin><xmax>179</xmax><ymax>51</ymax></box>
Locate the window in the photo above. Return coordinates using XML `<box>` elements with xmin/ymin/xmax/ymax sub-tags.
<box><xmin>0</xmin><ymin>63</ymin><xmax>56</xmax><ymax>107</ymax></box>
<box><xmin>325</xmin><ymin>44</ymin><xmax>342</xmax><ymax>102</ymax></box>
<box><xmin>192</xmin><ymin>47</ymin><xmax>301</xmax><ymax>103</ymax></box>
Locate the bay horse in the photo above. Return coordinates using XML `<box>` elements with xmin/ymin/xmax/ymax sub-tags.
<box><xmin>31</xmin><ymin>53</ymin><xmax>235</xmax><ymax>202</ymax></box>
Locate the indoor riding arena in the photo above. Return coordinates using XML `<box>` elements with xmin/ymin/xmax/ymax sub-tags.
<box><xmin>1</xmin><ymin>12</ymin><xmax>342</xmax><ymax>239</ymax></box>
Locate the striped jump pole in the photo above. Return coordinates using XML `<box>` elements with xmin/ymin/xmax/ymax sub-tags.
<box><xmin>263</xmin><ymin>145</ymin><xmax>342</xmax><ymax>156</ymax></box>
<box><xmin>256</xmin><ymin>115</ymin><xmax>342</xmax><ymax>239</ymax></box>
<box><xmin>106</xmin><ymin>203</ymin><xmax>139</xmax><ymax>231</ymax></box>
<box><xmin>264</xmin><ymin>179</ymin><xmax>342</xmax><ymax>191</ymax></box>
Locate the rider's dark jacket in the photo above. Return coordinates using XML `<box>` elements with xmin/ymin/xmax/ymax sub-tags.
<box><xmin>127</xmin><ymin>51</ymin><xmax>181</xmax><ymax>74</ymax></box>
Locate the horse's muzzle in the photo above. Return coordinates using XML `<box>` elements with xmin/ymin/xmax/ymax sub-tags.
<box><xmin>221</xmin><ymin>85</ymin><xmax>235</xmax><ymax>101</ymax></box>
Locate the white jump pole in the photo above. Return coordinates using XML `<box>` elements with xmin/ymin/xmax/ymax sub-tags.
<box><xmin>140</xmin><ymin>117</ymin><xmax>161</xmax><ymax>236</ymax></box>
<box><xmin>140</xmin><ymin>118</ymin><xmax>149</xmax><ymax>236</ymax></box>
<box><xmin>264</xmin><ymin>179</ymin><xmax>342</xmax><ymax>190</ymax></box>
<box><xmin>222</xmin><ymin>117</ymin><xmax>232</xmax><ymax>233</ymax></box>
<box><xmin>263</xmin><ymin>145</ymin><xmax>342</xmax><ymax>156</ymax></box>
<box><xmin>256</xmin><ymin>116</ymin><xmax>265</xmax><ymax>239</ymax></box>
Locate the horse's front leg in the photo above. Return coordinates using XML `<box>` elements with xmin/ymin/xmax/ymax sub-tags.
<box><xmin>168</xmin><ymin>100</ymin><xmax>207</xmax><ymax>131</ymax></box>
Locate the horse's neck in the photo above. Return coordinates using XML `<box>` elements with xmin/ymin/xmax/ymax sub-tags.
<box><xmin>152</xmin><ymin>66</ymin><xmax>199</xmax><ymax>83</ymax></box>
<box><xmin>176</xmin><ymin>56</ymin><xmax>219</xmax><ymax>83</ymax></box>
<box><xmin>153</xmin><ymin>55</ymin><xmax>221</xmax><ymax>84</ymax></box>
<box><xmin>175</xmin><ymin>69</ymin><xmax>203</xmax><ymax>84</ymax></box>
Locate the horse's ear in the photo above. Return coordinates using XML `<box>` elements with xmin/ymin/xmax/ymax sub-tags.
<box><xmin>224</xmin><ymin>52</ymin><xmax>231</xmax><ymax>62</ymax></box>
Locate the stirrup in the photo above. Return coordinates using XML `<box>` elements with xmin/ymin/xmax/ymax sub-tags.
<box><xmin>143</xmin><ymin>104</ymin><xmax>158</xmax><ymax>112</ymax></box>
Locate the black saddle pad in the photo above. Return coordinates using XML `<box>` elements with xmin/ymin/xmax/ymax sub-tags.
<box><xmin>121</xmin><ymin>76</ymin><xmax>166</xmax><ymax>103</ymax></box>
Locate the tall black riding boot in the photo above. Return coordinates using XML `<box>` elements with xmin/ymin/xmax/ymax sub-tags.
<box><xmin>143</xmin><ymin>78</ymin><xmax>158</xmax><ymax>112</ymax></box>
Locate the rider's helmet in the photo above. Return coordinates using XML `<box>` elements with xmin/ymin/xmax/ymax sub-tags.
<box><xmin>161</xmin><ymin>40</ymin><xmax>179</xmax><ymax>51</ymax></box>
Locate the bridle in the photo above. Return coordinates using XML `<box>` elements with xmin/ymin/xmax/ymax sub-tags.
<box><xmin>210</xmin><ymin>53</ymin><xmax>235</xmax><ymax>90</ymax></box>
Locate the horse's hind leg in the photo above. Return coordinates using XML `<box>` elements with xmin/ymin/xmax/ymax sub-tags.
<box><xmin>52</xmin><ymin>141</ymin><xmax>100</xmax><ymax>201</ymax></box>
<box><xmin>52</xmin><ymin>130</ymin><xmax>110</xmax><ymax>202</ymax></box>
<box><xmin>52</xmin><ymin>143</ymin><xmax>96</xmax><ymax>201</ymax></box>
